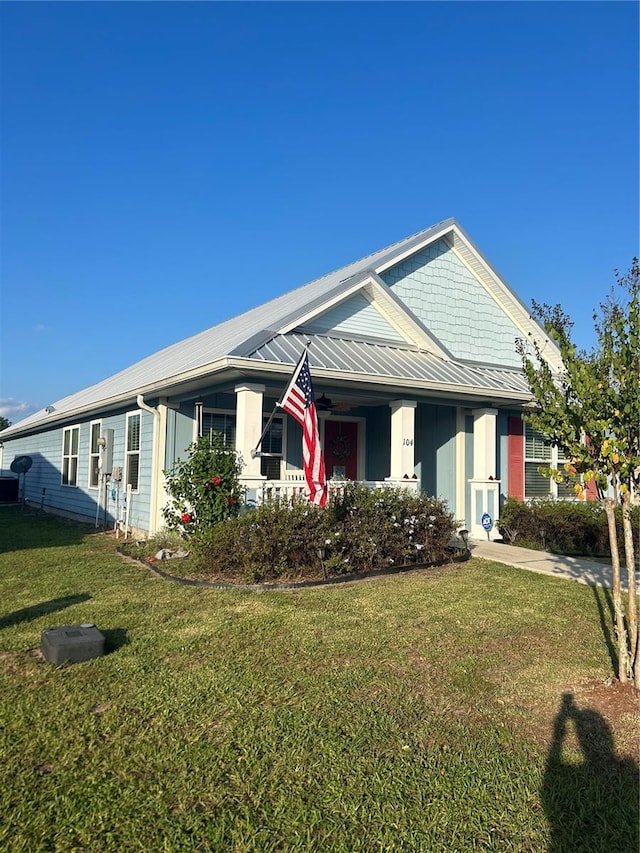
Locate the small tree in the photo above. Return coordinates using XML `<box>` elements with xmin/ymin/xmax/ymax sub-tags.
<box><xmin>0</xmin><ymin>416</ymin><xmax>11</xmax><ymax>431</ymax></box>
<box><xmin>517</xmin><ymin>259</ymin><xmax>639</xmax><ymax>687</ymax></box>
<box><xmin>162</xmin><ymin>434</ymin><xmax>245</xmax><ymax>539</ymax></box>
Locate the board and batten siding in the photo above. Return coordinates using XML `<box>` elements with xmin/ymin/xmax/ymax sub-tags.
<box><xmin>415</xmin><ymin>402</ymin><xmax>457</xmax><ymax>513</ymax></box>
<box><xmin>381</xmin><ymin>239</ymin><xmax>524</xmax><ymax>368</ymax></box>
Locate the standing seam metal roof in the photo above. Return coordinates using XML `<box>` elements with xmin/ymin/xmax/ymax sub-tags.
<box><xmin>1</xmin><ymin>218</ymin><xmax>537</xmax><ymax>436</ymax></box>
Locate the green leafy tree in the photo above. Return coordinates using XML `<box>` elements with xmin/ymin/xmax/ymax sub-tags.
<box><xmin>0</xmin><ymin>417</ymin><xmax>11</xmax><ymax>431</ymax></box>
<box><xmin>517</xmin><ymin>259</ymin><xmax>639</xmax><ymax>686</ymax></box>
<box><xmin>162</xmin><ymin>434</ymin><xmax>245</xmax><ymax>539</ymax></box>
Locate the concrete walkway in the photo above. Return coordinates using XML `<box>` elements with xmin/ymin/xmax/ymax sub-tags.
<box><xmin>469</xmin><ymin>539</ymin><xmax>639</xmax><ymax>592</ymax></box>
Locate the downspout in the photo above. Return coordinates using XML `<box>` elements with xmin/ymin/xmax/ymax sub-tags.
<box><xmin>137</xmin><ymin>394</ymin><xmax>162</xmax><ymax>536</ymax></box>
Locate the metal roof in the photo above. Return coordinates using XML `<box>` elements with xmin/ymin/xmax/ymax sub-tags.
<box><xmin>249</xmin><ymin>332</ymin><xmax>531</xmax><ymax>399</ymax></box>
<box><xmin>0</xmin><ymin>218</ymin><xmax>542</xmax><ymax>438</ymax></box>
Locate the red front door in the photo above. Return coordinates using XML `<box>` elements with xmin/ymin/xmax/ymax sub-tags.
<box><xmin>324</xmin><ymin>420</ymin><xmax>359</xmax><ymax>480</ymax></box>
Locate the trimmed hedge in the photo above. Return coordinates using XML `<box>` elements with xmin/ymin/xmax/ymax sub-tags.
<box><xmin>191</xmin><ymin>484</ymin><xmax>458</xmax><ymax>583</ymax></box>
<box><xmin>498</xmin><ymin>497</ymin><xmax>639</xmax><ymax>558</ymax></box>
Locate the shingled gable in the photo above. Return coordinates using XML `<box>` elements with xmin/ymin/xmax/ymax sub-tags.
<box><xmin>1</xmin><ymin>218</ymin><xmax>559</xmax><ymax>439</ymax></box>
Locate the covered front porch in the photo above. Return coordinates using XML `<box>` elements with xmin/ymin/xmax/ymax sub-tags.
<box><xmin>234</xmin><ymin>382</ymin><xmax>502</xmax><ymax>537</ymax></box>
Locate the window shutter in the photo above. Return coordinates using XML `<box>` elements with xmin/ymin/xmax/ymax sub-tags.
<box><xmin>508</xmin><ymin>416</ymin><xmax>524</xmax><ymax>500</ymax></box>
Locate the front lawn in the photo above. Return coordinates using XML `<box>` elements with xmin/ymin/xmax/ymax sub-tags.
<box><xmin>0</xmin><ymin>507</ymin><xmax>637</xmax><ymax>852</ymax></box>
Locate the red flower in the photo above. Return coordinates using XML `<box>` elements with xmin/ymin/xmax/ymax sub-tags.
<box><xmin>211</xmin><ymin>476</ymin><xmax>221</xmax><ymax>486</ymax></box>
<box><xmin>181</xmin><ymin>512</ymin><xmax>192</xmax><ymax>523</ymax></box>
<box><xmin>227</xmin><ymin>496</ymin><xmax>236</xmax><ymax>505</ymax></box>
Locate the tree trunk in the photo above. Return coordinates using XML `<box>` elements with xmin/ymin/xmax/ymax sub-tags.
<box><xmin>620</xmin><ymin>490</ymin><xmax>639</xmax><ymax>687</ymax></box>
<box><xmin>603</xmin><ymin>497</ymin><xmax>630</xmax><ymax>682</ymax></box>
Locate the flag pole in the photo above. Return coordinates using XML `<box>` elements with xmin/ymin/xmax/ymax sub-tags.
<box><xmin>250</xmin><ymin>342</ymin><xmax>311</xmax><ymax>459</ymax></box>
<box><xmin>250</xmin><ymin>404</ymin><xmax>279</xmax><ymax>459</ymax></box>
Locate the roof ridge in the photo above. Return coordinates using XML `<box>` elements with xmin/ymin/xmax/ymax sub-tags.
<box><xmin>291</xmin><ymin>217</ymin><xmax>457</xmax><ymax>291</ymax></box>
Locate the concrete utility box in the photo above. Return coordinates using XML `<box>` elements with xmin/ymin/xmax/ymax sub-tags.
<box><xmin>41</xmin><ymin>625</ymin><xmax>105</xmax><ymax>664</ymax></box>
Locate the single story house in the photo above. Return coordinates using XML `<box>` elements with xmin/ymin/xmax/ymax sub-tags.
<box><xmin>0</xmin><ymin>218</ymin><xmax>567</xmax><ymax>538</ymax></box>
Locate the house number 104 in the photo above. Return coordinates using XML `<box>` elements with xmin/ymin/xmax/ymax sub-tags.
<box><xmin>402</xmin><ymin>438</ymin><xmax>414</xmax><ymax>446</ymax></box>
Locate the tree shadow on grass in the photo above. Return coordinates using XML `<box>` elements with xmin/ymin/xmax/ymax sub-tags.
<box><xmin>0</xmin><ymin>593</ymin><xmax>92</xmax><ymax>630</ymax></box>
<box><xmin>591</xmin><ymin>585</ymin><xmax>617</xmax><ymax>672</ymax></box>
<box><xmin>542</xmin><ymin>691</ymin><xmax>639</xmax><ymax>853</ymax></box>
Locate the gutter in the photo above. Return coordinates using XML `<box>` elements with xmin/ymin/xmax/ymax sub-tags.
<box><xmin>136</xmin><ymin>395</ymin><xmax>163</xmax><ymax>536</ymax></box>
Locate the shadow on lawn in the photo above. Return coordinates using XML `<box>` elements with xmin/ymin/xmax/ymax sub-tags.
<box><xmin>592</xmin><ymin>586</ymin><xmax>617</xmax><ymax>672</ymax></box>
<box><xmin>0</xmin><ymin>593</ymin><xmax>92</xmax><ymax>630</ymax></box>
<box><xmin>542</xmin><ymin>691</ymin><xmax>639</xmax><ymax>853</ymax></box>
<box><xmin>0</xmin><ymin>505</ymin><xmax>96</xmax><ymax>554</ymax></box>
<box><xmin>102</xmin><ymin>627</ymin><xmax>130</xmax><ymax>654</ymax></box>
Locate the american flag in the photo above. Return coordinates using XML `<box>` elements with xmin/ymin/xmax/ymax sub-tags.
<box><xmin>279</xmin><ymin>352</ymin><xmax>327</xmax><ymax>507</ymax></box>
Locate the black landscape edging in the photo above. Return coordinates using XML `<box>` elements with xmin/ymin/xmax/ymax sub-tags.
<box><xmin>137</xmin><ymin>548</ymin><xmax>471</xmax><ymax>592</ymax></box>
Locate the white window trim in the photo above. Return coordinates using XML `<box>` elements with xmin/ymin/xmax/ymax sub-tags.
<box><xmin>259</xmin><ymin>414</ymin><xmax>284</xmax><ymax>479</ymax></box>
<box><xmin>88</xmin><ymin>419</ymin><xmax>102</xmax><ymax>489</ymax></box>
<box><xmin>200</xmin><ymin>408</ymin><xmax>237</xmax><ymax>447</ymax></box>
<box><xmin>61</xmin><ymin>424</ymin><xmax>81</xmax><ymax>488</ymax></box>
<box><xmin>525</xmin><ymin>426</ymin><xmax>572</xmax><ymax>501</ymax></box>
<box><xmin>200</xmin><ymin>408</ymin><xmax>286</xmax><ymax>479</ymax></box>
<box><xmin>125</xmin><ymin>410</ymin><xmax>141</xmax><ymax>494</ymax></box>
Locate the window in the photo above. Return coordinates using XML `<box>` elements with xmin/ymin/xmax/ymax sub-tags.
<box><xmin>62</xmin><ymin>426</ymin><xmax>80</xmax><ymax>486</ymax></box>
<box><xmin>202</xmin><ymin>411</ymin><xmax>236</xmax><ymax>447</ymax></box>
<box><xmin>525</xmin><ymin>424</ymin><xmax>571</xmax><ymax>499</ymax></box>
<box><xmin>260</xmin><ymin>417</ymin><xmax>283</xmax><ymax>479</ymax></box>
<box><xmin>201</xmin><ymin>410</ymin><xmax>283</xmax><ymax>478</ymax></box>
<box><xmin>89</xmin><ymin>421</ymin><xmax>101</xmax><ymax>488</ymax></box>
<box><xmin>126</xmin><ymin>412</ymin><xmax>141</xmax><ymax>491</ymax></box>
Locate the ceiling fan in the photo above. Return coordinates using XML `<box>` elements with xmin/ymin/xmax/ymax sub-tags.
<box><xmin>316</xmin><ymin>393</ymin><xmax>335</xmax><ymax>412</ymax></box>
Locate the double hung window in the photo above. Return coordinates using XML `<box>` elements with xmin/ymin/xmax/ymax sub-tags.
<box><xmin>201</xmin><ymin>411</ymin><xmax>283</xmax><ymax>479</ymax></box>
<box><xmin>524</xmin><ymin>424</ymin><xmax>572</xmax><ymax>499</ymax></box>
<box><xmin>259</xmin><ymin>416</ymin><xmax>283</xmax><ymax>479</ymax></box>
<box><xmin>126</xmin><ymin>412</ymin><xmax>141</xmax><ymax>491</ymax></box>
<box><xmin>62</xmin><ymin>426</ymin><xmax>80</xmax><ymax>486</ymax></box>
<box><xmin>89</xmin><ymin>421</ymin><xmax>101</xmax><ymax>488</ymax></box>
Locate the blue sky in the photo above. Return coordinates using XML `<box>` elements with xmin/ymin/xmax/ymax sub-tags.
<box><xmin>1</xmin><ymin>1</ymin><xmax>638</xmax><ymax>423</ymax></box>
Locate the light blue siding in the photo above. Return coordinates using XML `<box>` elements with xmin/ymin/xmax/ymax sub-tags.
<box><xmin>302</xmin><ymin>293</ymin><xmax>404</xmax><ymax>342</ymax></box>
<box><xmin>364</xmin><ymin>406</ymin><xmax>391</xmax><ymax>480</ymax></box>
<box><xmin>381</xmin><ymin>239</ymin><xmax>523</xmax><ymax>367</ymax></box>
<box><xmin>415</xmin><ymin>403</ymin><xmax>457</xmax><ymax>512</ymax></box>
<box><xmin>1</xmin><ymin>408</ymin><xmax>155</xmax><ymax>532</ymax></box>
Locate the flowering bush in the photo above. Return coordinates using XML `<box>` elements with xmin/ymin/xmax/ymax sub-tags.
<box><xmin>162</xmin><ymin>435</ymin><xmax>245</xmax><ymax>538</ymax></box>
<box><xmin>192</xmin><ymin>484</ymin><xmax>457</xmax><ymax>583</ymax></box>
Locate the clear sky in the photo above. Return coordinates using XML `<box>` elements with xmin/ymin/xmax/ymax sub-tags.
<box><xmin>1</xmin><ymin>1</ymin><xmax>638</xmax><ymax>424</ymax></box>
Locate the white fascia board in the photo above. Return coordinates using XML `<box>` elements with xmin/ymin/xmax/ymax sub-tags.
<box><xmin>276</xmin><ymin>277</ymin><xmax>369</xmax><ymax>336</ymax></box>
<box><xmin>276</xmin><ymin>269</ymin><xmax>451</xmax><ymax>360</ymax></box>
<box><xmin>3</xmin><ymin>358</ymin><xmax>234</xmax><ymax>439</ymax></box>
<box><xmin>373</xmin><ymin>221</ymin><xmax>455</xmax><ymax>276</ymax></box>
<box><xmin>361</xmin><ymin>273</ymin><xmax>451</xmax><ymax>359</ymax></box>
<box><xmin>447</xmin><ymin>225</ymin><xmax>564</xmax><ymax>372</ymax></box>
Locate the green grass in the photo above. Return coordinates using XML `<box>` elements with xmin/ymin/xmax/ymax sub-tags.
<box><xmin>0</xmin><ymin>507</ymin><xmax>637</xmax><ymax>852</ymax></box>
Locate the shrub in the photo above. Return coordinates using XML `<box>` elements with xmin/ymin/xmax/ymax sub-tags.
<box><xmin>162</xmin><ymin>435</ymin><xmax>245</xmax><ymax>539</ymax></box>
<box><xmin>498</xmin><ymin>497</ymin><xmax>639</xmax><ymax>557</ymax></box>
<box><xmin>192</xmin><ymin>485</ymin><xmax>458</xmax><ymax>583</ymax></box>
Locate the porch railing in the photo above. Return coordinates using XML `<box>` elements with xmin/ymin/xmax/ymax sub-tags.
<box><xmin>256</xmin><ymin>476</ymin><xmax>420</xmax><ymax>504</ymax></box>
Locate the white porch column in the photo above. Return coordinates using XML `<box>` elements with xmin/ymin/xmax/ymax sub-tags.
<box><xmin>472</xmin><ymin>408</ymin><xmax>498</xmax><ymax>480</ymax></box>
<box><xmin>387</xmin><ymin>400</ymin><xmax>417</xmax><ymax>481</ymax></box>
<box><xmin>469</xmin><ymin>407</ymin><xmax>500</xmax><ymax>539</ymax></box>
<box><xmin>235</xmin><ymin>384</ymin><xmax>266</xmax><ymax>491</ymax></box>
